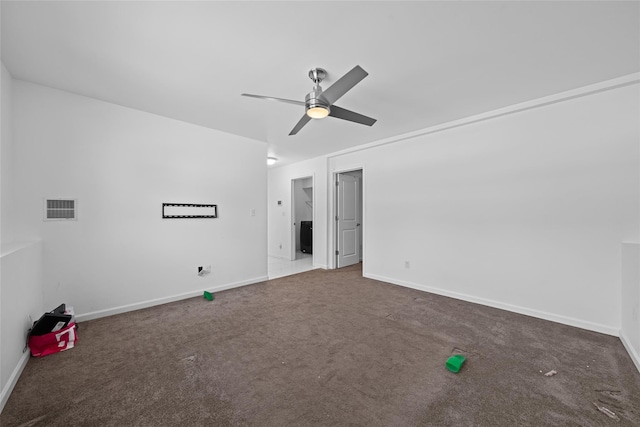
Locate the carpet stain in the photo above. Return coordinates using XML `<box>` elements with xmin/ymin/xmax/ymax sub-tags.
<box><xmin>597</xmin><ymin>398</ymin><xmax>624</xmax><ymax>411</ymax></box>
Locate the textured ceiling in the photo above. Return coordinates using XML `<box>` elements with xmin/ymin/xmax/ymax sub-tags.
<box><xmin>2</xmin><ymin>1</ymin><xmax>638</xmax><ymax>167</ymax></box>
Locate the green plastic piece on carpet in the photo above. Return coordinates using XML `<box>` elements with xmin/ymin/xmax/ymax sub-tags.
<box><xmin>203</xmin><ymin>291</ymin><xmax>214</xmax><ymax>301</ymax></box>
<box><xmin>446</xmin><ymin>354</ymin><xmax>466</xmax><ymax>373</ymax></box>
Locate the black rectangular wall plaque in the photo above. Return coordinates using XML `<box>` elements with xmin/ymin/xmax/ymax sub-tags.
<box><xmin>162</xmin><ymin>203</ymin><xmax>217</xmax><ymax>218</ymax></box>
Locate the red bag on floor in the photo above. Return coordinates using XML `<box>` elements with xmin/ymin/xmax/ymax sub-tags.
<box><xmin>28</xmin><ymin>322</ymin><xmax>78</xmax><ymax>357</ymax></box>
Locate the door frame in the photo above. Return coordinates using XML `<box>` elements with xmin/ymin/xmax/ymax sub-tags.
<box><xmin>329</xmin><ymin>166</ymin><xmax>365</xmax><ymax>270</ymax></box>
<box><xmin>290</xmin><ymin>174</ymin><xmax>315</xmax><ymax>262</ymax></box>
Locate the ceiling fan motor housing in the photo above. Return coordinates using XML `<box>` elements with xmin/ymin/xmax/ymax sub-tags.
<box><xmin>305</xmin><ymin>88</ymin><xmax>330</xmax><ymax>118</ymax></box>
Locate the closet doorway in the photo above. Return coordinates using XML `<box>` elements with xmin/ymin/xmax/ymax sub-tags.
<box><xmin>291</xmin><ymin>176</ymin><xmax>314</xmax><ymax>261</ymax></box>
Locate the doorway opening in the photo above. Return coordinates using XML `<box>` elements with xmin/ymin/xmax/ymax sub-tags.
<box><xmin>291</xmin><ymin>176</ymin><xmax>314</xmax><ymax>262</ymax></box>
<box><xmin>334</xmin><ymin>169</ymin><xmax>363</xmax><ymax>269</ymax></box>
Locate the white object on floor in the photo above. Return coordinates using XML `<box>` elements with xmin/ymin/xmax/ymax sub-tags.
<box><xmin>268</xmin><ymin>252</ymin><xmax>314</xmax><ymax>279</ymax></box>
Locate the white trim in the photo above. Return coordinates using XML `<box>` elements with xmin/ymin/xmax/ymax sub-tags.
<box><xmin>327</xmin><ymin>73</ymin><xmax>640</xmax><ymax>161</ymax></box>
<box><xmin>365</xmin><ymin>272</ymin><xmax>620</xmax><ymax>337</ymax></box>
<box><xmin>620</xmin><ymin>330</ymin><xmax>640</xmax><ymax>374</ymax></box>
<box><xmin>75</xmin><ymin>276</ymin><xmax>268</xmax><ymax>322</ymax></box>
<box><xmin>311</xmin><ymin>174</ymin><xmax>316</xmax><ymax>268</ymax></box>
<box><xmin>0</xmin><ymin>351</ymin><xmax>29</xmax><ymax>413</ymax></box>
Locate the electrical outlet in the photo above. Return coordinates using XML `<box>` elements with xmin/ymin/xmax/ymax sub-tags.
<box><xmin>279</xmin><ymin>243</ymin><xmax>282</xmax><ymax>249</ymax></box>
<box><xmin>250</xmin><ymin>209</ymin><xmax>256</xmax><ymax>217</ymax></box>
<box><xmin>405</xmin><ymin>261</ymin><xmax>410</xmax><ymax>269</ymax></box>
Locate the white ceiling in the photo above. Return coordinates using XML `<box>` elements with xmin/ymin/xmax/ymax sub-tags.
<box><xmin>2</xmin><ymin>1</ymin><xmax>638</xmax><ymax>167</ymax></box>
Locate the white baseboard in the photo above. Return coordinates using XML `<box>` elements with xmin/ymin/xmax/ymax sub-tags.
<box><xmin>0</xmin><ymin>351</ymin><xmax>30</xmax><ymax>414</ymax></box>
<box><xmin>75</xmin><ymin>276</ymin><xmax>268</xmax><ymax>323</ymax></box>
<box><xmin>619</xmin><ymin>330</ymin><xmax>640</xmax><ymax>374</ymax></box>
<box><xmin>365</xmin><ymin>273</ymin><xmax>619</xmax><ymax>337</ymax></box>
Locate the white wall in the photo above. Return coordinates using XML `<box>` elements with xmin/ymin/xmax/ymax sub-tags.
<box><xmin>1</xmin><ymin>65</ymin><xmax>14</xmax><ymax>243</ymax></box>
<box><xmin>328</xmin><ymin>82</ymin><xmax>639</xmax><ymax>335</ymax></box>
<box><xmin>268</xmin><ymin>157</ymin><xmax>327</xmax><ymax>268</ymax></box>
<box><xmin>1</xmin><ymin>242</ymin><xmax>43</xmax><ymax>411</ymax></box>
<box><xmin>621</xmin><ymin>242</ymin><xmax>640</xmax><ymax>371</ymax></box>
<box><xmin>1</xmin><ymin>64</ymin><xmax>45</xmax><ymax>412</ymax></box>
<box><xmin>0</xmin><ymin>63</ymin><xmax>5</xmax><ymax>403</ymax></box>
<box><xmin>11</xmin><ymin>80</ymin><xmax>268</xmax><ymax>320</ymax></box>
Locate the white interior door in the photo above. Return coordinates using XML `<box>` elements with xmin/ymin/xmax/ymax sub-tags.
<box><xmin>337</xmin><ymin>173</ymin><xmax>360</xmax><ymax>268</ymax></box>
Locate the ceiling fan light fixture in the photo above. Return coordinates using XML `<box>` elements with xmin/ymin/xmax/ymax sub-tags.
<box><xmin>267</xmin><ymin>157</ymin><xmax>278</xmax><ymax>165</ymax></box>
<box><xmin>306</xmin><ymin>105</ymin><xmax>330</xmax><ymax>119</ymax></box>
<box><xmin>305</xmin><ymin>88</ymin><xmax>330</xmax><ymax>119</ymax></box>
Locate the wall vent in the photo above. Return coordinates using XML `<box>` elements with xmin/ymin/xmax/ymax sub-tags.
<box><xmin>44</xmin><ymin>199</ymin><xmax>77</xmax><ymax>221</ymax></box>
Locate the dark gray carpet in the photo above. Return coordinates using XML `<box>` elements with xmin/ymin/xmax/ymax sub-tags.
<box><xmin>2</xmin><ymin>264</ymin><xmax>639</xmax><ymax>426</ymax></box>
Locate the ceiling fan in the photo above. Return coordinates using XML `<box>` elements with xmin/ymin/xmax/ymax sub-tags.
<box><xmin>241</xmin><ymin>65</ymin><xmax>376</xmax><ymax>135</ymax></box>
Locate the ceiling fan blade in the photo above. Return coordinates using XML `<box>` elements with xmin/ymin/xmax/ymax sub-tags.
<box><xmin>320</xmin><ymin>65</ymin><xmax>368</xmax><ymax>105</ymax></box>
<box><xmin>329</xmin><ymin>105</ymin><xmax>376</xmax><ymax>126</ymax></box>
<box><xmin>289</xmin><ymin>114</ymin><xmax>312</xmax><ymax>135</ymax></box>
<box><xmin>241</xmin><ymin>93</ymin><xmax>305</xmax><ymax>106</ymax></box>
